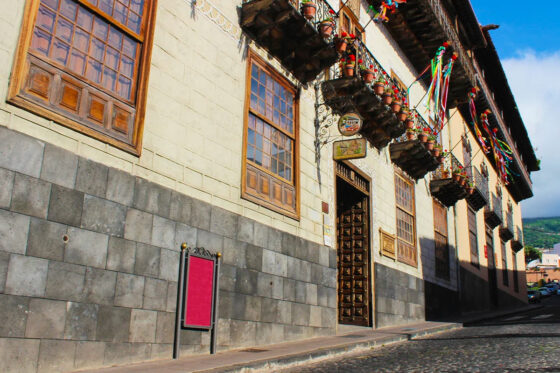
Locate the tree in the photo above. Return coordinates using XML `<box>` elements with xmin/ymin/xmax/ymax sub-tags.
<box><xmin>524</xmin><ymin>245</ymin><xmax>541</xmax><ymax>263</ymax></box>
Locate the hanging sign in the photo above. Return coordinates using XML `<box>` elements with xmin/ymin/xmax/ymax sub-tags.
<box><xmin>338</xmin><ymin>112</ymin><xmax>362</xmax><ymax>136</ymax></box>
<box><xmin>333</xmin><ymin>138</ymin><xmax>367</xmax><ymax>160</ymax></box>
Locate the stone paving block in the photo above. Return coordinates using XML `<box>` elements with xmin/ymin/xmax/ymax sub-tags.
<box><xmin>152</xmin><ymin>215</ymin><xmax>176</xmax><ymax>249</ymax></box>
<box><xmin>197</xmin><ymin>229</ymin><xmax>224</xmax><ymax>251</ymax></box>
<box><xmin>155</xmin><ymin>311</ymin><xmax>175</xmax><ymax>344</ymax></box>
<box><xmin>40</xmin><ymin>143</ymin><xmax>78</xmax><ymax>189</ymax></box>
<box><xmin>45</xmin><ymin>261</ymin><xmax>86</xmax><ymax>302</ymax></box>
<box><xmin>283</xmin><ymin>278</ymin><xmax>296</xmax><ymax>302</ymax></box>
<box><xmin>47</xmin><ymin>184</ymin><xmax>84</xmax><ymax>226</ymax></box>
<box><xmin>0</xmin><ymin>251</ymin><xmax>8</xmax><ymax>293</ymax></box>
<box><xmin>144</xmin><ymin>277</ymin><xmax>168</xmax><ymax>311</ymax></box>
<box><xmin>220</xmin><ymin>263</ymin><xmax>237</xmax><ymax>292</ymax></box>
<box><xmin>222</xmin><ymin>238</ymin><xmax>247</xmax><ymax>268</ymax></box>
<box><xmin>26</xmin><ymin>298</ymin><xmax>66</xmax><ymax>338</ymax></box>
<box><xmin>106</xmin><ymin>168</ymin><xmax>135</xmax><ymax>206</ymax></box>
<box><xmin>37</xmin><ymin>339</ymin><xmax>77</xmax><ymax>373</ymax></box>
<box><xmin>166</xmin><ymin>281</ymin><xmax>177</xmax><ymax>312</ymax></box>
<box><xmin>292</xmin><ymin>303</ymin><xmax>310</xmax><ymax>326</ymax></box>
<box><xmin>124</xmin><ymin>208</ymin><xmax>153</xmax><ymax>244</ymax></box>
<box><xmin>257</xmin><ymin>272</ymin><xmax>283</xmax><ymax>299</ymax></box>
<box><xmin>129</xmin><ymin>309</ymin><xmax>157</xmax><ymax>343</ymax></box>
<box><xmin>65</xmin><ymin>227</ymin><xmax>109</xmax><ymax>268</ymax></box>
<box><xmin>27</xmin><ymin>218</ymin><xmax>67</xmax><ymax>261</ymax></box>
<box><xmin>190</xmin><ymin>198</ymin><xmax>211</xmax><ymax>230</ymax></box>
<box><xmin>159</xmin><ymin>248</ymin><xmax>179</xmax><ymax>282</ymax></box>
<box><xmin>0</xmin><ymin>126</ymin><xmax>44</xmax><ymax>178</ymax></box>
<box><xmin>5</xmin><ymin>254</ymin><xmax>48</xmax><ymax>296</ymax></box>
<box><xmin>114</xmin><ymin>272</ymin><xmax>145</xmax><ymax>308</ymax></box>
<box><xmin>253</xmin><ymin>222</ymin><xmax>269</xmax><ymax>248</ymax></box>
<box><xmin>0</xmin><ymin>337</ymin><xmax>40</xmax><ymax>373</ymax></box>
<box><xmin>133</xmin><ymin>178</ymin><xmax>171</xmax><ymax>217</ymax></box>
<box><xmin>229</xmin><ymin>319</ymin><xmax>256</xmax><ymax>347</ymax></box>
<box><xmin>281</xmin><ymin>232</ymin><xmax>297</xmax><ymax>257</ymax></box>
<box><xmin>96</xmin><ymin>305</ymin><xmax>132</xmax><ymax>342</ymax></box>
<box><xmin>236</xmin><ymin>268</ymin><xmax>257</xmax><ymax>295</ymax></box>
<box><xmin>0</xmin><ymin>209</ymin><xmax>30</xmax><ymax>254</ymax></box>
<box><xmin>246</xmin><ymin>244</ymin><xmax>262</xmax><ymax>271</ymax></box>
<box><xmin>64</xmin><ymin>302</ymin><xmax>98</xmax><ymax>340</ymax></box>
<box><xmin>0</xmin><ymin>294</ymin><xmax>29</xmax><ymax>337</ymax></box>
<box><xmin>236</xmin><ymin>216</ymin><xmax>254</xmax><ymax>244</ymax></box>
<box><xmin>262</xmin><ymin>249</ymin><xmax>287</xmax><ymax>277</ymax></box>
<box><xmin>81</xmin><ymin>195</ymin><xmax>127</xmax><ymax>236</ymax></box>
<box><xmin>267</xmin><ymin>228</ymin><xmax>283</xmax><ymax>253</ymax></box>
<box><xmin>74</xmin><ymin>341</ymin><xmax>106</xmax><ymax>370</ymax></box>
<box><xmin>169</xmin><ymin>191</ymin><xmax>192</xmax><ymax>226</ymax></box>
<box><xmin>106</xmin><ymin>236</ymin><xmax>136</xmax><ymax>273</ymax></box>
<box><xmin>75</xmin><ymin>157</ymin><xmax>108</xmax><ymax>198</ymax></box>
<box><xmin>11</xmin><ymin>173</ymin><xmax>51</xmax><ymax>218</ymax></box>
<box><xmin>174</xmin><ymin>223</ymin><xmax>197</xmax><ymax>252</ymax></box>
<box><xmin>0</xmin><ymin>168</ymin><xmax>14</xmax><ymax>208</ymax></box>
<box><xmin>83</xmin><ymin>267</ymin><xmax>117</xmax><ymax>305</ymax></box>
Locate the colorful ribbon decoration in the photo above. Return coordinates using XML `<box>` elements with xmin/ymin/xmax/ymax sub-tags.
<box><xmin>468</xmin><ymin>89</ymin><xmax>490</xmax><ymax>154</ymax></box>
<box><xmin>372</xmin><ymin>0</ymin><xmax>407</xmax><ymax>23</ymax></box>
<box><xmin>480</xmin><ymin>110</ymin><xmax>515</xmax><ymax>185</ymax></box>
<box><xmin>425</xmin><ymin>42</ymin><xmax>456</xmax><ymax>132</ymax></box>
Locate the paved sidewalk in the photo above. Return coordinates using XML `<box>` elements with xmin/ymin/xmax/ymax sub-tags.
<box><xmin>77</xmin><ymin>321</ymin><xmax>460</xmax><ymax>373</ymax></box>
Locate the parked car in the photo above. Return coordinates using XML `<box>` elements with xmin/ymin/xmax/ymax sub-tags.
<box><xmin>546</xmin><ymin>283</ymin><xmax>558</xmax><ymax>293</ymax></box>
<box><xmin>528</xmin><ymin>290</ymin><xmax>541</xmax><ymax>303</ymax></box>
<box><xmin>539</xmin><ymin>287</ymin><xmax>552</xmax><ymax>297</ymax></box>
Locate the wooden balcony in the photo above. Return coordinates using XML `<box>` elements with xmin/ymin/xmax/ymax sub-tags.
<box><xmin>484</xmin><ymin>192</ymin><xmax>502</xmax><ymax>229</ymax></box>
<box><xmin>430</xmin><ymin>154</ymin><xmax>467</xmax><ymax>207</ymax></box>
<box><xmin>321</xmin><ymin>39</ymin><xmax>405</xmax><ymax>149</ymax></box>
<box><xmin>511</xmin><ymin>226</ymin><xmax>524</xmax><ymax>252</ymax></box>
<box><xmin>241</xmin><ymin>0</ymin><xmax>338</xmax><ymax>83</ymax></box>
<box><xmin>466</xmin><ymin>166</ymin><xmax>488</xmax><ymax>211</ymax></box>
<box><xmin>499</xmin><ymin>210</ymin><xmax>514</xmax><ymax>242</ymax></box>
<box><xmin>390</xmin><ymin>140</ymin><xmax>440</xmax><ymax>180</ymax></box>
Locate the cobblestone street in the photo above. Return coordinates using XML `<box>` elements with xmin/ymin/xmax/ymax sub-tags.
<box><xmin>280</xmin><ymin>297</ymin><xmax>560</xmax><ymax>373</ymax></box>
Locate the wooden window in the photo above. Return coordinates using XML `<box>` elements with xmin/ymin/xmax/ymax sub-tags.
<box><xmin>512</xmin><ymin>250</ymin><xmax>519</xmax><ymax>292</ymax></box>
<box><xmin>395</xmin><ymin>173</ymin><xmax>416</xmax><ymax>266</ymax></box>
<box><xmin>433</xmin><ymin>201</ymin><xmax>450</xmax><ymax>280</ymax></box>
<box><xmin>501</xmin><ymin>239</ymin><xmax>509</xmax><ymax>286</ymax></box>
<box><xmin>468</xmin><ymin>207</ymin><xmax>479</xmax><ymax>267</ymax></box>
<box><xmin>339</xmin><ymin>3</ymin><xmax>364</xmax><ymax>41</ymax></box>
<box><xmin>242</xmin><ymin>51</ymin><xmax>299</xmax><ymax>219</ymax></box>
<box><xmin>8</xmin><ymin>0</ymin><xmax>157</xmax><ymax>155</ymax></box>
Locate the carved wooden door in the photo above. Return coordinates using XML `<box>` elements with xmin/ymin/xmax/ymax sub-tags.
<box><xmin>337</xmin><ymin>182</ymin><xmax>370</xmax><ymax>326</ymax></box>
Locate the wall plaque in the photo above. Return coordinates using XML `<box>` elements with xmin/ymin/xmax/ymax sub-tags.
<box><xmin>380</xmin><ymin>229</ymin><xmax>396</xmax><ymax>259</ymax></box>
<box><xmin>338</xmin><ymin>112</ymin><xmax>362</xmax><ymax>136</ymax></box>
<box><xmin>333</xmin><ymin>138</ymin><xmax>367</xmax><ymax>160</ymax></box>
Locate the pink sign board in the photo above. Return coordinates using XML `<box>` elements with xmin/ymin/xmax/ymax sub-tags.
<box><xmin>184</xmin><ymin>256</ymin><xmax>215</xmax><ymax>328</ymax></box>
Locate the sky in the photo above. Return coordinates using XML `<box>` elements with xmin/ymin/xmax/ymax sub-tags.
<box><xmin>470</xmin><ymin>1</ymin><xmax>560</xmax><ymax>219</ymax></box>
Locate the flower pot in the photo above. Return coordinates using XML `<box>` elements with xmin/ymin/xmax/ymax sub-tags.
<box><xmin>319</xmin><ymin>22</ymin><xmax>334</xmax><ymax>38</ymax></box>
<box><xmin>344</xmin><ymin>64</ymin><xmax>355</xmax><ymax>77</ymax></box>
<box><xmin>302</xmin><ymin>3</ymin><xmax>316</xmax><ymax>20</ymax></box>
<box><xmin>382</xmin><ymin>94</ymin><xmax>393</xmax><ymax>105</ymax></box>
<box><xmin>467</xmin><ymin>187</ymin><xmax>475</xmax><ymax>195</ymax></box>
<box><xmin>424</xmin><ymin>141</ymin><xmax>434</xmax><ymax>151</ymax></box>
<box><xmin>373</xmin><ymin>83</ymin><xmax>385</xmax><ymax>95</ymax></box>
<box><xmin>361</xmin><ymin>69</ymin><xmax>374</xmax><ymax>84</ymax></box>
<box><xmin>452</xmin><ymin>173</ymin><xmax>461</xmax><ymax>183</ymax></box>
<box><xmin>335</xmin><ymin>39</ymin><xmax>347</xmax><ymax>53</ymax></box>
<box><xmin>460</xmin><ymin>178</ymin><xmax>467</xmax><ymax>187</ymax></box>
<box><xmin>391</xmin><ymin>101</ymin><xmax>402</xmax><ymax>113</ymax></box>
<box><xmin>406</xmin><ymin>131</ymin><xmax>415</xmax><ymax>141</ymax></box>
<box><xmin>418</xmin><ymin>133</ymin><xmax>428</xmax><ymax>143</ymax></box>
<box><xmin>432</xmin><ymin>148</ymin><xmax>441</xmax><ymax>157</ymax></box>
<box><xmin>442</xmin><ymin>170</ymin><xmax>450</xmax><ymax>178</ymax></box>
<box><xmin>405</xmin><ymin>120</ymin><xmax>414</xmax><ymax>129</ymax></box>
<box><xmin>397</xmin><ymin>111</ymin><xmax>408</xmax><ymax>122</ymax></box>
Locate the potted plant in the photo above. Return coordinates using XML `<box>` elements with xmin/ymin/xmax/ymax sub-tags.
<box><xmin>334</xmin><ymin>32</ymin><xmax>354</xmax><ymax>53</ymax></box>
<box><xmin>319</xmin><ymin>9</ymin><xmax>336</xmax><ymax>38</ymax></box>
<box><xmin>382</xmin><ymin>87</ymin><xmax>393</xmax><ymax>105</ymax></box>
<box><xmin>373</xmin><ymin>76</ymin><xmax>386</xmax><ymax>95</ymax></box>
<box><xmin>438</xmin><ymin>149</ymin><xmax>448</xmax><ymax>164</ymax></box>
<box><xmin>432</xmin><ymin>143</ymin><xmax>442</xmax><ymax>157</ymax></box>
<box><xmin>391</xmin><ymin>88</ymin><xmax>402</xmax><ymax>113</ymax></box>
<box><xmin>405</xmin><ymin>129</ymin><xmax>416</xmax><ymax>141</ymax></box>
<box><xmin>460</xmin><ymin>171</ymin><xmax>468</xmax><ymax>186</ymax></box>
<box><xmin>301</xmin><ymin>0</ymin><xmax>317</xmax><ymax>20</ymax></box>
<box><xmin>359</xmin><ymin>61</ymin><xmax>375</xmax><ymax>83</ymax></box>
<box><xmin>405</xmin><ymin>114</ymin><xmax>415</xmax><ymax>129</ymax></box>
<box><xmin>441</xmin><ymin>169</ymin><xmax>450</xmax><ymax>178</ymax></box>
<box><xmin>342</xmin><ymin>55</ymin><xmax>356</xmax><ymax>77</ymax></box>
<box><xmin>417</xmin><ymin>126</ymin><xmax>428</xmax><ymax>143</ymax></box>
<box><xmin>397</xmin><ymin>106</ymin><xmax>409</xmax><ymax>122</ymax></box>
<box><xmin>424</xmin><ymin>129</ymin><xmax>436</xmax><ymax>150</ymax></box>
<box><xmin>466</xmin><ymin>181</ymin><xmax>475</xmax><ymax>195</ymax></box>
<box><xmin>452</xmin><ymin>166</ymin><xmax>462</xmax><ymax>182</ymax></box>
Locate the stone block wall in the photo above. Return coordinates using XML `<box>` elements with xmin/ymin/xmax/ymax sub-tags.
<box><xmin>374</xmin><ymin>263</ymin><xmax>425</xmax><ymax>327</ymax></box>
<box><xmin>0</xmin><ymin>126</ymin><xmax>337</xmax><ymax>373</ymax></box>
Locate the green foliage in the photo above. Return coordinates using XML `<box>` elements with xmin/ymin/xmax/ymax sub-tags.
<box><xmin>524</xmin><ymin>245</ymin><xmax>542</xmax><ymax>263</ymax></box>
<box><xmin>522</xmin><ymin>217</ymin><xmax>560</xmax><ymax>249</ymax></box>
<box><xmin>538</xmin><ymin>279</ymin><xmax>546</xmax><ymax>288</ymax></box>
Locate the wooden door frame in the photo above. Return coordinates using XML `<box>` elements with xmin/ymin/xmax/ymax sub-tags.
<box><xmin>334</xmin><ymin>160</ymin><xmax>374</xmax><ymax>327</ymax></box>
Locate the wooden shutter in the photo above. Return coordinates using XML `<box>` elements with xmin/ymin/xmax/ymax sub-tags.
<box><xmin>395</xmin><ymin>172</ymin><xmax>417</xmax><ymax>266</ymax></box>
<box><xmin>433</xmin><ymin>201</ymin><xmax>450</xmax><ymax>280</ymax></box>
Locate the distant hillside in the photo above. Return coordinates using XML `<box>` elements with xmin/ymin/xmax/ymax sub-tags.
<box><xmin>522</xmin><ymin>217</ymin><xmax>560</xmax><ymax>249</ymax></box>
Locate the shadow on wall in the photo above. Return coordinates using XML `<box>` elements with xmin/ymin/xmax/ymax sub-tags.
<box><xmin>417</xmin><ymin>237</ymin><xmax>526</xmax><ymax>322</ymax></box>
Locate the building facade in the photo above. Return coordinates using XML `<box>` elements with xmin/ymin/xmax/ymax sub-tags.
<box><xmin>0</xmin><ymin>0</ymin><xmax>538</xmax><ymax>371</ymax></box>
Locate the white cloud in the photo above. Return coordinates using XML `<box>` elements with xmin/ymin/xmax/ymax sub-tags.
<box><xmin>502</xmin><ymin>50</ymin><xmax>560</xmax><ymax>218</ymax></box>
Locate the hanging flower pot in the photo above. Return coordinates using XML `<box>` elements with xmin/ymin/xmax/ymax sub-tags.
<box><xmin>418</xmin><ymin>133</ymin><xmax>428</xmax><ymax>143</ymax></box>
<box><xmin>467</xmin><ymin>187</ymin><xmax>475</xmax><ymax>195</ymax></box>
<box><xmin>406</xmin><ymin>129</ymin><xmax>415</xmax><ymax>141</ymax></box>
<box><xmin>405</xmin><ymin>119</ymin><xmax>414</xmax><ymax>129</ymax></box>
<box><xmin>442</xmin><ymin>170</ymin><xmax>450</xmax><ymax>178</ymax></box>
<box><xmin>373</xmin><ymin>82</ymin><xmax>385</xmax><ymax>95</ymax></box>
<box><xmin>432</xmin><ymin>147</ymin><xmax>441</xmax><ymax>157</ymax></box>
<box><xmin>344</xmin><ymin>63</ymin><xmax>355</xmax><ymax>77</ymax></box>
<box><xmin>319</xmin><ymin>21</ymin><xmax>334</xmax><ymax>38</ymax></box>
<box><xmin>382</xmin><ymin>93</ymin><xmax>393</xmax><ymax>105</ymax></box>
<box><xmin>301</xmin><ymin>2</ymin><xmax>317</xmax><ymax>20</ymax></box>
<box><xmin>397</xmin><ymin>111</ymin><xmax>408</xmax><ymax>122</ymax></box>
<box><xmin>361</xmin><ymin>69</ymin><xmax>375</xmax><ymax>84</ymax></box>
<box><xmin>391</xmin><ymin>100</ymin><xmax>402</xmax><ymax>114</ymax></box>
<box><xmin>335</xmin><ymin>38</ymin><xmax>347</xmax><ymax>53</ymax></box>
<box><xmin>452</xmin><ymin>173</ymin><xmax>461</xmax><ymax>183</ymax></box>
<box><xmin>424</xmin><ymin>141</ymin><xmax>434</xmax><ymax>151</ymax></box>
<box><xmin>460</xmin><ymin>177</ymin><xmax>467</xmax><ymax>187</ymax></box>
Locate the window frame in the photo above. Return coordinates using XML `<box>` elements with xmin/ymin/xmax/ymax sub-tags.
<box><xmin>395</xmin><ymin>171</ymin><xmax>417</xmax><ymax>267</ymax></box>
<box><xmin>241</xmin><ymin>50</ymin><xmax>300</xmax><ymax>220</ymax></box>
<box><xmin>468</xmin><ymin>206</ymin><xmax>480</xmax><ymax>268</ymax></box>
<box><xmin>338</xmin><ymin>3</ymin><xmax>364</xmax><ymax>42</ymax></box>
<box><xmin>433</xmin><ymin>200</ymin><xmax>450</xmax><ymax>280</ymax></box>
<box><xmin>501</xmin><ymin>239</ymin><xmax>509</xmax><ymax>286</ymax></box>
<box><xmin>8</xmin><ymin>0</ymin><xmax>158</xmax><ymax>156</ymax></box>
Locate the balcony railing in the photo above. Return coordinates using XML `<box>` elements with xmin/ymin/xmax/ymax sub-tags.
<box><xmin>511</xmin><ymin>226</ymin><xmax>524</xmax><ymax>252</ymax></box>
<box><xmin>466</xmin><ymin>166</ymin><xmax>488</xmax><ymax>211</ymax></box>
<box><xmin>241</xmin><ymin>0</ymin><xmax>339</xmax><ymax>83</ymax></box>
<box><xmin>484</xmin><ymin>192</ymin><xmax>502</xmax><ymax>229</ymax></box>
<box><xmin>321</xmin><ymin>38</ymin><xmax>407</xmax><ymax>149</ymax></box>
<box><xmin>430</xmin><ymin>153</ymin><xmax>467</xmax><ymax>207</ymax></box>
<box><xmin>500</xmin><ymin>209</ymin><xmax>515</xmax><ymax>242</ymax></box>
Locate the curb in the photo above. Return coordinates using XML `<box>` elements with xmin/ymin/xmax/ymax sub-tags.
<box><xmin>462</xmin><ymin>304</ymin><xmax>544</xmax><ymax>325</ymax></box>
<box><xmin>195</xmin><ymin>323</ymin><xmax>461</xmax><ymax>373</ymax></box>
